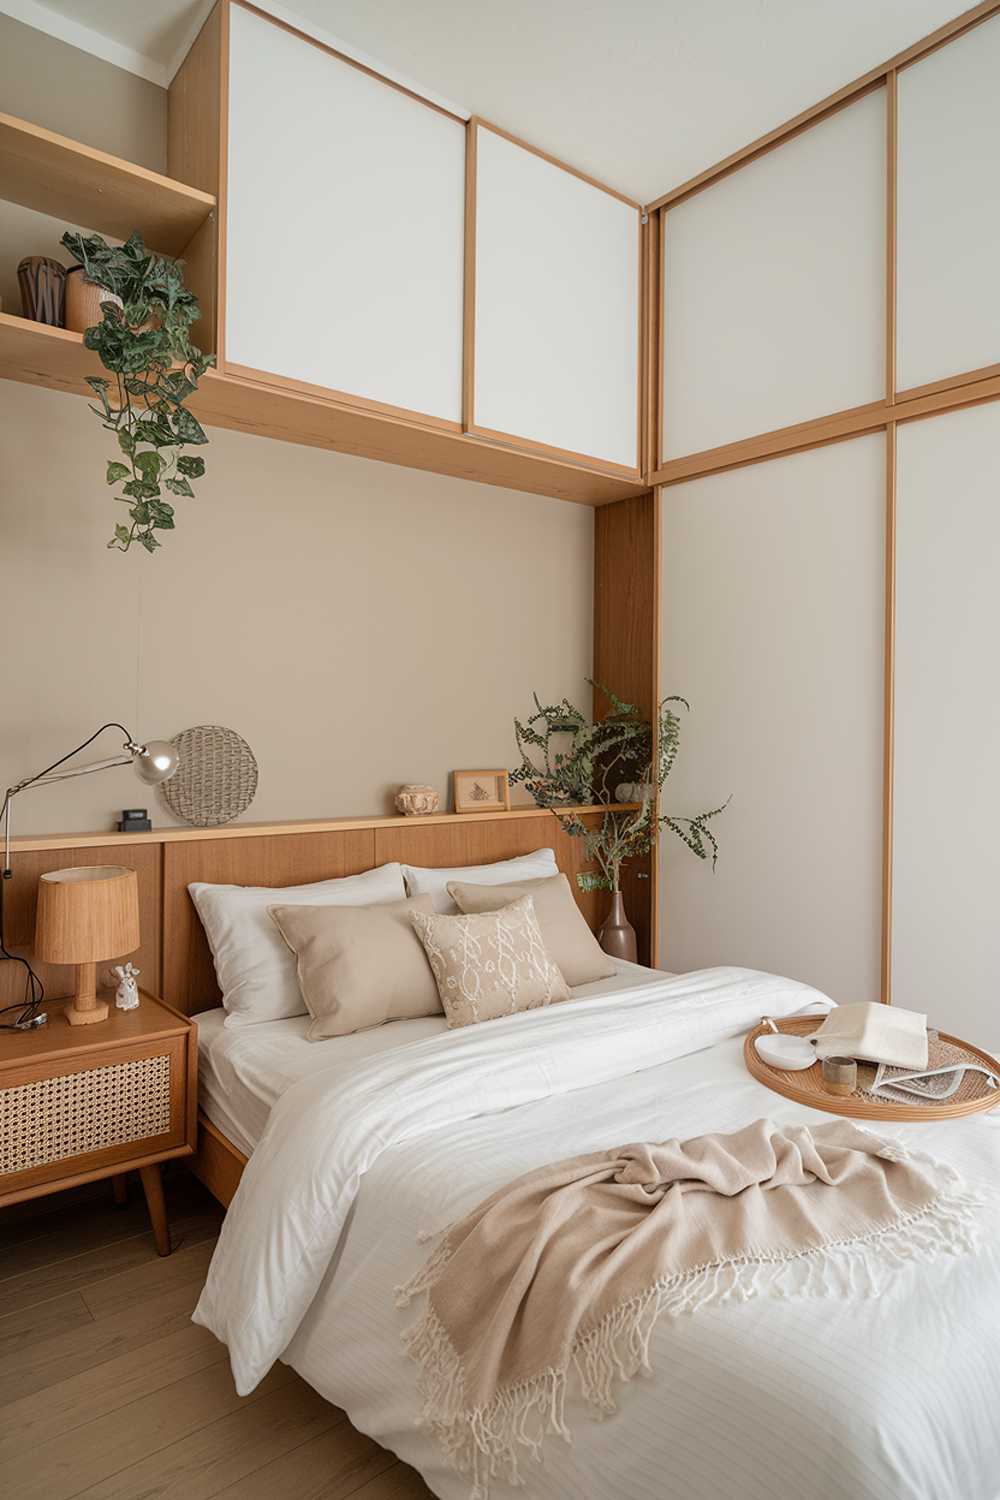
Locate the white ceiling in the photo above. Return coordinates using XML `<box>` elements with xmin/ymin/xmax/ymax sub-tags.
<box><xmin>3</xmin><ymin>0</ymin><xmax>966</xmax><ymax>201</ymax></box>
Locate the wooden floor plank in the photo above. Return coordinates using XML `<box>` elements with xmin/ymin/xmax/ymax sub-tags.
<box><xmin>0</xmin><ymin>1288</ymin><xmax>93</xmax><ymax>1360</ymax></box>
<box><xmin>0</xmin><ymin>1321</ymin><xmax>227</xmax><ymax>1462</ymax></box>
<box><xmin>74</xmin><ymin>1377</ymin><xmax>344</xmax><ymax>1500</ymax></box>
<box><xmin>0</xmin><ymin>1261</ymin><xmax>212</xmax><ymax>1407</ymax></box>
<box><xmin>0</xmin><ymin>1178</ymin><xmax>112</xmax><ymax>1239</ymax></box>
<box><xmin>0</xmin><ymin>1175</ymin><xmax>433</xmax><ymax>1500</ymax></box>
<box><xmin>0</xmin><ymin>1197</ymin><xmax>158</xmax><ymax>1280</ymax></box>
<box><xmin>211</xmin><ymin>1419</ymin><xmax>398</xmax><ymax>1500</ymax></box>
<box><xmin>351</xmin><ymin>1466</ymin><xmax>436</xmax><ymax>1499</ymax></box>
<box><xmin>81</xmin><ymin>1236</ymin><xmax>216</xmax><ymax>1320</ymax></box>
<box><xmin>0</xmin><ymin>1355</ymin><xmax>294</xmax><ymax>1500</ymax></box>
<box><xmin>0</xmin><ymin>1173</ymin><xmax>219</xmax><ymax>1276</ymax></box>
<box><xmin>0</xmin><ymin>1210</ymin><xmax>219</xmax><ymax>1312</ymax></box>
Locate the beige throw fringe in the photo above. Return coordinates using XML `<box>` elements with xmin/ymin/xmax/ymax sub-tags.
<box><xmin>396</xmin><ymin>1119</ymin><xmax>983</xmax><ymax>1498</ymax></box>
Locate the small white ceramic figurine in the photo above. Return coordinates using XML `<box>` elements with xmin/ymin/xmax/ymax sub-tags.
<box><xmin>113</xmin><ymin>961</ymin><xmax>141</xmax><ymax>1011</ymax></box>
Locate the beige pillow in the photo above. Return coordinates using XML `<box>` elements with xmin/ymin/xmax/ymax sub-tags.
<box><xmin>269</xmin><ymin>894</ymin><xmax>441</xmax><ymax>1041</ymax></box>
<box><xmin>447</xmin><ymin>872</ymin><xmax>616</xmax><ymax>988</ymax></box>
<box><xmin>410</xmin><ymin>895</ymin><xmax>569</xmax><ymax>1029</ymax></box>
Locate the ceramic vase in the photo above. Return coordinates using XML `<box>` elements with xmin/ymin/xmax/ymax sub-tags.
<box><xmin>598</xmin><ymin>891</ymin><xmax>638</xmax><ymax>963</ymax></box>
<box><xmin>17</xmin><ymin>256</ymin><xmax>66</xmax><ymax>326</ymax></box>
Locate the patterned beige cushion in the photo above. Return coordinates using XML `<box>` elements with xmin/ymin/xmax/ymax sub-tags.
<box><xmin>446</xmin><ymin>873</ymin><xmax>616</xmax><ymax>987</ymax></box>
<box><xmin>410</xmin><ymin>895</ymin><xmax>570</xmax><ymax>1029</ymax></box>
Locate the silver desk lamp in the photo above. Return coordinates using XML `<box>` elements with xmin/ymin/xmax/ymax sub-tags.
<box><xmin>1</xmin><ymin>722</ymin><xmax>179</xmax><ymax>1029</ymax></box>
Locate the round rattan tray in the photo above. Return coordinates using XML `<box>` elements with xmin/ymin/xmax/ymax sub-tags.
<box><xmin>744</xmin><ymin>1016</ymin><xmax>1000</xmax><ymax>1121</ymax></box>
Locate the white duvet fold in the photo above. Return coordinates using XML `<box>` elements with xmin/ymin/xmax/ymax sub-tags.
<box><xmin>193</xmin><ymin>966</ymin><xmax>833</xmax><ymax>1395</ymax></box>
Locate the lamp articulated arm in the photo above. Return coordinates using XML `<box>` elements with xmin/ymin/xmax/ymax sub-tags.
<box><xmin>0</xmin><ymin>723</ymin><xmax>179</xmax><ymax>1029</ymax></box>
<box><xmin>2</xmin><ymin>723</ymin><xmax>179</xmax><ymax>878</ymax></box>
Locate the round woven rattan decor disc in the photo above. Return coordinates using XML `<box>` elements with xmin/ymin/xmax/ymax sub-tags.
<box><xmin>744</xmin><ymin>1016</ymin><xmax>1000</xmax><ymax>1121</ymax></box>
<box><xmin>159</xmin><ymin>725</ymin><xmax>258</xmax><ymax>828</ymax></box>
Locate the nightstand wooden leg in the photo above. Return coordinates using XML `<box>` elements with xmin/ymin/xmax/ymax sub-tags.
<box><xmin>111</xmin><ymin>1173</ymin><xmax>128</xmax><ymax>1206</ymax></box>
<box><xmin>139</xmin><ymin>1165</ymin><xmax>171</xmax><ymax>1256</ymax></box>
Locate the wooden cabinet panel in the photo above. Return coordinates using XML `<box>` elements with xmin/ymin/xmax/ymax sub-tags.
<box><xmin>659</xmin><ymin>436</ymin><xmax>884</xmax><ymax>1003</ymax></box>
<box><xmin>661</xmin><ymin>89</ymin><xmax>886</xmax><ymax>459</ymax></box>
<box><xmin>469</xmin><ymin>122</ymin><xmax>640</xmax><ymax>473</ymax></box>
<box><xmin>892</xmin><ymin>405</ymin><xmax>1000</xmax><ymax>1036</ymax></box>
<box><xmin>0</xmin><ymin>1036</ymin><xmax>187</xmax><ymax>1196</ymax></box>
<box><xmin>224</xmin><ymin>2</ymin><xmax>465</xmax><ymax>424</ymax></box>
<box><xmin>897</xmin><ymin>12</ymin><xmax>1000</xmax><ymax>392</ymax></box>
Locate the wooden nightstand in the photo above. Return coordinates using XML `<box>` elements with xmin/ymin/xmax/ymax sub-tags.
<box><xmin>0</xmin><ymin>991</ymin><xmax>197</xmax><ymax>1254</ymax></box>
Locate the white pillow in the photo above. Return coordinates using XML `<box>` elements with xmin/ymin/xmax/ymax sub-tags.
<box><xmin>190</xmin><ymin>862</ymin><xmax>407</xmax><ymax>1027</ymax></box>
<box><xmin>402</xmin><ymin>848</ymin><xmax>559</xmax><ymax>914</ymax></box>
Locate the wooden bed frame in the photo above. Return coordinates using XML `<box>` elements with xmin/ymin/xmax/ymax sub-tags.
<box><xmin>7</xmin><ymin>804</ymin><xmax>630</xmax><ymax>1208</ymax></box>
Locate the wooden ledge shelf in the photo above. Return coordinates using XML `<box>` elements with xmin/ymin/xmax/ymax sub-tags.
<box><xmin>10</xmin><ymin>805</ymin><xmax>640</xmax><ymax>854</ymax></box>
<box><xmin>0</xmin><ymin>313</ymin><xmax>645</xmax><ymax>506</ymax></box>
<box><xmin>0</xmin><ymin>110</ymin><xmax>215</xmax><ymax>257</ymax></box>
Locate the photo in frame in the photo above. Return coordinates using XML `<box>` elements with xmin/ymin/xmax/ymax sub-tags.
<box><xmin>452</xmin><ymin>769</ymin><xmax>511</xmax><ymax>814</ymax></box>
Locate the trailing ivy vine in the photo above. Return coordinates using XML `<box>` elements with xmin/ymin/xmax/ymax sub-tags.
<box><xmin>61</xmin><ymin>230</ymin><xmax>214</xmax><ymax>553</ymax></box>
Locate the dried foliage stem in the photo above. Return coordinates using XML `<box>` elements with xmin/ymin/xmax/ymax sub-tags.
<box><xmin>511</xmin><ymin>681</ymin><xmax>729</xmax><ymax>894</ymax></box>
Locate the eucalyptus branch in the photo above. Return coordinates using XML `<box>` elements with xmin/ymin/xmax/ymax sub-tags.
<box><xmin>514</xmin><ymin>684</ymin><xmax>730</xmax><ymax>896</ymax></box>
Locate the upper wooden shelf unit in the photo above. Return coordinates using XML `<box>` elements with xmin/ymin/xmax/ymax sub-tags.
<box><xmin>0</xmin><ymin>111</ymin><xmax>215</xmax><ymax>257</ymax></box>
<box><xmin>0</xmin><ymin>313</ymin><xmax>644</xmax><ymax>506</ymax></box>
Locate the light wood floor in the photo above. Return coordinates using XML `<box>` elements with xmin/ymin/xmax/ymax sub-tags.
<box><xmin>0</xmin><ymin>1168</ymin><xmax>434</xmax><ymax>1500</ymax></box>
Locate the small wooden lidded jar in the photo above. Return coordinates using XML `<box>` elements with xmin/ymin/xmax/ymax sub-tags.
<box><xmin>34</xmin><ymin>865</ymin><xmax>140</xmax><ymax>1026</ymax></box>
<box><xmin>821</xmin><ymin>1056</ymin><xmax>858</xmax><ymax>1098</ymax></box>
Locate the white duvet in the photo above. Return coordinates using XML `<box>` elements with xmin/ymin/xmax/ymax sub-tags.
<box><xmin>194</xmin><ymin>967</ymin><xmax>1000</xmax><ymax>1500</ymax></box>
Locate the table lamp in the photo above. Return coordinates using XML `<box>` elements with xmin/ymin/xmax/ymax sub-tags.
<box><xmin>34</xmin><ymin>865</ymin><xmax>140</xmax><ymax>1025</ymax></box>
<box><xmin>1</xmin><ymin>721</ymin><xmax>178</xmax><ymax>1030</ymax></box>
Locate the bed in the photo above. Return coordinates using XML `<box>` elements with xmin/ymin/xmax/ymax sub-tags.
<box><xmin>192</xmin><ymin>961</ymin><xmax>1000</xmax><ymax>1500</ymax></box>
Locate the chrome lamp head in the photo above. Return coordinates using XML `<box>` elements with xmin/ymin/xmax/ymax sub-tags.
<box><xmin>129</xmin><ymin>739</ymin><xmax>180</xmax><ymax>786</ymax></box>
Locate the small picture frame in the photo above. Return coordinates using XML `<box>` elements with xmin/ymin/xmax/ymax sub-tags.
<box><xmin>453</xmin><ymin>769</ymin><xmax>511</xmax><ymax>815</ymax></box>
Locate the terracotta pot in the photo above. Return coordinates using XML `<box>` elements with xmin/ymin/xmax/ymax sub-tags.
<box><xmin>17</xmin><ymin>256</ymin><xmax>66</xmax><ymax>326</ymax></box>
<box><xmin>598</xmin><ymin>892</ymin><xmax>638</xmax><ymax>963</ymax></box>
<box><xmin>64</xmin><ymin>266</ymin><xmax>123</xmax><ymax>333</ymax></box>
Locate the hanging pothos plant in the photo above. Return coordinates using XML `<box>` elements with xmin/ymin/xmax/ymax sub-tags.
<box><xmin>511</xmin><ymin>681</ymin><xmax>730</xmax><ymax>894</ymax></box>
<box><xmin>61</xmin><ymin>230</ymin><xmax>214</xmax><ymax>553</ymax></box>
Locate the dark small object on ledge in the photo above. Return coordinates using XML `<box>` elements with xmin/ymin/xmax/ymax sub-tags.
<box><xmin>118</xmin><ymin>808</ymin><xmax>152</xmax><ymax>832</ymax></box>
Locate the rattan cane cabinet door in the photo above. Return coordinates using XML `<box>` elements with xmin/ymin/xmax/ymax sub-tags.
<box><xmin>0</xmin><ymin>1036</ymin><xmax>187</xmax><ymax>1198</ymax></box>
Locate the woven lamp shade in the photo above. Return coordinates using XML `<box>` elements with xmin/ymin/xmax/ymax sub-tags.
<box><xmin>35</xmin><ymin>866</ymin><xmax>140</xmax><ymax>1025</ymax></box>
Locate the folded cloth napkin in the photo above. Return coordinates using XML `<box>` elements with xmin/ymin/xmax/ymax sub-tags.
<box><xmin>811</xmin><ymin>1002</ymin><xmax>929</xmax><ymax>1070</ymax></box>
<box><xmin>397</xmin><ymin>1117</ymin><xmax>981</xmax><ymax>1498</ymax></box>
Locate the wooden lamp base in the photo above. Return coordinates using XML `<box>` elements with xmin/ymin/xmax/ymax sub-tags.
<box><xmin>65</xmin><ymin>961</ymin><xmax>109</xmax><ymax>1026</ymax></box>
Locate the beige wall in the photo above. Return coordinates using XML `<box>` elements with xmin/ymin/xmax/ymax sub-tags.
<box><xmin>0</xmin><ymin>15</ymin><xmax>167</xmax><ymax>166</ymax></box>
<box><xmin>0</xmin><ymin>381</ymin><xmax>593</xmax><ymax>834</ymax></box>
<box><xmin>0</xmin><ymin>16</ymin><xmax>167</xmax><ymax>322</ymax></box>
<box><xmin>0</xmin><ymin>21</ymin><xmax>593</xmax><ymax>837</ymax></box>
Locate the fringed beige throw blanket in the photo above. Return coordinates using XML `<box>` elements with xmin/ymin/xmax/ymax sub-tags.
<box><xmin>397</xmin><ymin>1118</ymin><xmax>981</xmax><ymax>1497</ymax></box>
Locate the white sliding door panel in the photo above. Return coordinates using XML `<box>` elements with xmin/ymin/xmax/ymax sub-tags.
<box><xmin>892</xmin><ymin>406</ymin><xmax>1000</xmax><ymax>1038</ymax></box>
<box><xmin>659</xmin><ymin>437</ymin><xmax>884</xmax><ymax>1003</ymax></box>
<box><xmin>226</xmin><ymin>5</ymin><xmax>464</xmax><ymax>422</ymax></box>
<box><xmin>473</xmin><ymin>127</ymin><xmax>639</xmax><ymax>469</ymax></box>
<box><xmin>662</xmin><ymin>92</ymin><xmax>885</xmax><ymax>459</ymax></box>
<box><xmin>897</xmin><ymin>14</ymin><xmax>1000</xmax><ymax>392</ymax></box>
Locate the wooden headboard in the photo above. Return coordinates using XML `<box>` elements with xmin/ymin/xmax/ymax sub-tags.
<box><xmin>6</xmin><ymin>806</ymin><xmax>628</xmax><ymax>1016</ymax></box>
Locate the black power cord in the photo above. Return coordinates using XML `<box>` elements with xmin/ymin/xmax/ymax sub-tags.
<box><xmin>0</xmin><ymin>857</ymin><xmax>45</xmax><ymax>1029</ymax></box>
<box><xmin>1</xmin><ymin>722</ymin><xmax>136</xmax><ymax>1031</ymax></box>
